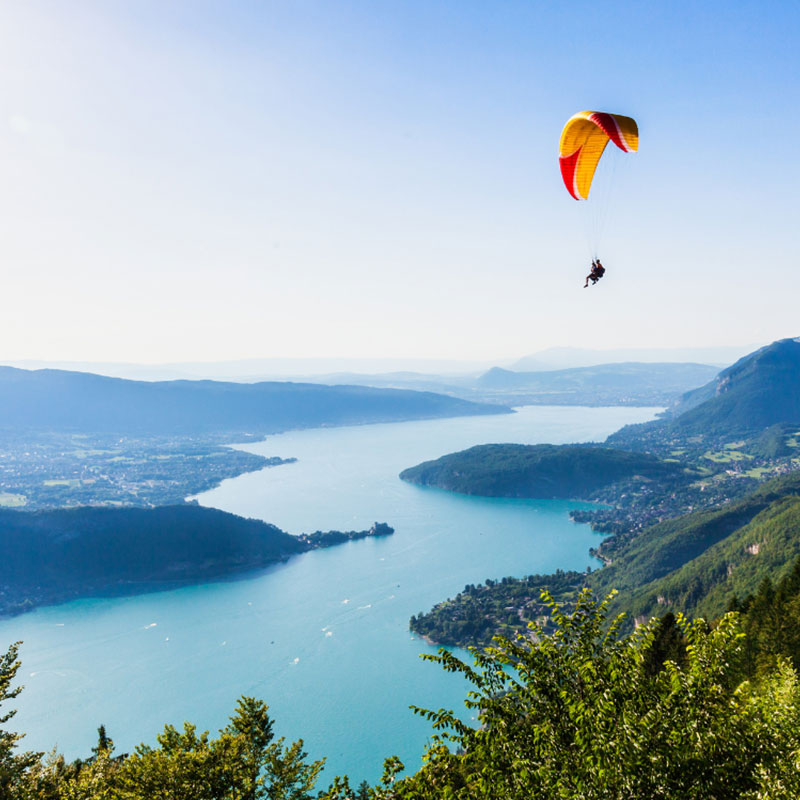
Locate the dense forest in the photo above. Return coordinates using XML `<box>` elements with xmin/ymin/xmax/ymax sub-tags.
<box><xmin>400</xmin><ymin>443</ymin><xmax>682</xmax><ymax>498</ymax></box>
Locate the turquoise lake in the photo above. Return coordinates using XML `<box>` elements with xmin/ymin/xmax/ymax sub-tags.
<box><xmin>0</xmin><ymin>405</ymin><xmax>659</xmax><ymax>783</ymax></box>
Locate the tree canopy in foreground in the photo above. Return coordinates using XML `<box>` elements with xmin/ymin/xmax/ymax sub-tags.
<box><xmin>4</xmin><ymin>591</ymin><xmax>800</xmax><ymax>798</ymax></box>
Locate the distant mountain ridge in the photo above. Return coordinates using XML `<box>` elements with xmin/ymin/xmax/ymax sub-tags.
<box><xmin>1</xmin><ymin>357</ymin><xmax>498</xmax><ymax>382</ymax></box>
<box><xmin>512</xmin><ymin>345</ymin><xmax>757</xmax><ymax>371</ymax></box>
<box><xmin>306</xmin><ymin>362</ymin><xmax>721</xmax><ymax>407</ymax></box>
<box><xmin>0</xmin><ymin>366</ymin><xmax>508</xmax><ymax>436</ymax></box>
<box><xmin>476</xmin><ymin>362</ymin><xmax>719</xmax><ymax>405</ymax></box>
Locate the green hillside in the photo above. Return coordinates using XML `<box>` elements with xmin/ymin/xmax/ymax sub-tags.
<box><xmin>607</xmin><ymin>338</ymin><xmax>800</xmax><ymax>454</ymax></box>
<box><xmin>588</xmin><ymin>474</ymin><xmax>800</xmax><ymax>596</ymax></box>
<box><xmin>399</xmin><ymin>443</ymin><xmax>682</xmax><ymax>499</ymax></box>
<box><xmin>591</xmin><ymin>472</ymin><xmax>800</xmax><ymax>624</ymax></box>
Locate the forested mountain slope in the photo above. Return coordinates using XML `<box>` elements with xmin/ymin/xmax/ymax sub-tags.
<box><xmin>400</xmin><ymin>443</ymin><xmax>683</xmax><ymax>499</ymax></box>
<box><xmin>590</xmin><ymin>473</ymin><xmax>800</xmax><ymax>624</ymax></box>
<box><xmin>611</xmin><ymin>338</ymin><xmax>800</xmax><ymax>448</ymax></box>
<box><xmin>0</xmin><ymin>505</ymin><xmax>301</xmax><ymax>615</ymax></box>
<box><xmin>671</xmin><ymin>338</ymin><xmax>800</xmax><ymax>435</ymax></box>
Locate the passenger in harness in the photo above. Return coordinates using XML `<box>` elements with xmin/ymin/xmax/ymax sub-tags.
<box><xmin>584</xmin><ymin>259</ymin><xmax>606</xmax><ymax>288</ymax></box>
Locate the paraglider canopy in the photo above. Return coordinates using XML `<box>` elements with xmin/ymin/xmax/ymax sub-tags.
<box><xmin>559</xmin><ymin>111</ymin><xmax>638</xmax><ymax>200</ymax></box>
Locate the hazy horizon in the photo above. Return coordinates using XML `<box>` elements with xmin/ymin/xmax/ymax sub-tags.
<box><xmin>0</xmin><ymin>341</ymin><xmax>765</xmax><ymax>383</ymax></box>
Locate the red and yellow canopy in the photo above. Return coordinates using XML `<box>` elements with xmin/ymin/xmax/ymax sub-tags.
<box><xmin>559</xmin><ymin>111</ymin><xmax>638</xmax><ymax>200</ymax></box>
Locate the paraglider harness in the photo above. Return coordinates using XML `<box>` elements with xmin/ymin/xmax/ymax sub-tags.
<box><xmin>584</xmin><ymin>259</ymin><xmax>605</xmax><ymax>287</ymax></box>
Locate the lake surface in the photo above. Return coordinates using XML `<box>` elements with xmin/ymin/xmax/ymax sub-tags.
<box><xmin>1</xmin><ymin>405</ymin><xmax>659</xmax><ymax>783</ymax></box>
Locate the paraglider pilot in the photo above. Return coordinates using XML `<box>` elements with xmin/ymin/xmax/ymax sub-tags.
<box><xmin>583</xmin><ymin>259</ymin><xmax>605</xmax><ymax>288</ymax></box>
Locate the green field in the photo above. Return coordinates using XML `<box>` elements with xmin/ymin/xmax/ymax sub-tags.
<box><xmin>703</xmin><ymin>449</ymin><xmax>753</xmax><ymax>463</ymax></box>
<box><xmin>71</xmin><ymin>448</ymin><xmax>118</xmax><ymax>458</ymax></box>
<box><xmin>742</xmin><ymin>467</ymin><xmax>773</xmax><ymax>479</ymax></box>
<box><xmin>0</xmin><ymin>492</ymin><xmax>26</xmax><ymax>507</ymax></box>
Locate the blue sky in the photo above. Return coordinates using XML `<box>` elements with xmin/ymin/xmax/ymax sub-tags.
<box><xmin>1</xmin><ymin>0</ymin><xmax>798</xmax><ymax>363</ymax></box>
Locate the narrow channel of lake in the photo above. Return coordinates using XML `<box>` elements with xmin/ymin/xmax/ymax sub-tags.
<box><xmin>1</xmin><ymin>405</ymin><xmax>659</xmax><ymax>783</ymax></box>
